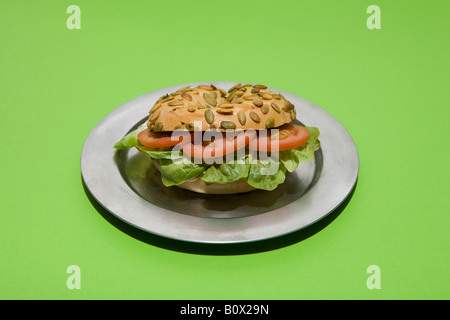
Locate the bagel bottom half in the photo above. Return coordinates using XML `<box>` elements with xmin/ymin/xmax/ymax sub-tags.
<box><xmin>151</xmin><ymin>159</ymin><xmax>256</xmax><ymax>194</ymax></box>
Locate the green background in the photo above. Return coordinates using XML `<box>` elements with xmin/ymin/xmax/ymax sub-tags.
<box><xmin>1</xmin><ymin>0</ymin><xmax>449</xmax><ymax>300</ymax></box>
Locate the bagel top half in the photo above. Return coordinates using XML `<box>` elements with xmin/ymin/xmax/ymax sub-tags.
<box><xmin>147</xmin><ymin>84</ymin><xmax>297</xmax><ymax>132</ymax></box>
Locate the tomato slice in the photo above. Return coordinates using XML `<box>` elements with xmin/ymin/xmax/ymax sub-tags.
<box><xmin>137</xmin><ymin>129</ymin><xmax>190</xmax><ymax>148</ymax></box>
<box><xmin>249</xmin><ymin>124</ymin><xmax>310</xmax><ymax>152</ymax></box>
<box><xmin>183</xmin><ymin>130</ymin><xmax>255</xmax><ymax>159</ymax></box>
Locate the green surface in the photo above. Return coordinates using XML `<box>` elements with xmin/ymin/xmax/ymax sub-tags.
<box><xmin>1</xmin><ymin>0</ymin><xmax>449</xmax><ymax>300</ymax></box>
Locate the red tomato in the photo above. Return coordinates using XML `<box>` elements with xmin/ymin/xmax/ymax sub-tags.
<box><xmin>249</xmin><ymin>124</ymin><xmax>310</xmax><ymax>152</ymax></box>
<box><xmin>182</xmin><ymin>130</ymin><xmax>255</xmax><ymax>159</ymax></box>
<box><xmin>137</xmin><ymin>129</ymin><xmax>189</xmax><ymax>148</ymax></box>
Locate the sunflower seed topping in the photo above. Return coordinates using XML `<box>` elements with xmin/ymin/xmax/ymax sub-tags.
<box><xmin>261</xmin><ymin>92</ymin><xmax>273</xmax><ymax>100</ymax></box>
<box><xmin>168</xmin><ymin>100</ymin><xmax>184</xmax><ymax>106</ymax></box>
<box><xmin>254</xmin><ymin>84</ymin><xmax>267</xmax><ymax>89</ymax></box>
<box><xmin>290</xmin><ymin>110</ymin><xmax>296</xmax><ymax>121</ymax></box>
<box><xmin>238</xmin><ymin>111</ymin><xmax>246</xmax><ymax>125</ymax></box>
<box><xmin>181</xmin><ymin>93</ymin><xmax>193</xmax><ymax>101</ymax></box>
<box><xmin>216</xmin><ymin>108</ymin><xmax>234</xmax><ymax>115</ymax></box>
<box><xmin>198</xmin><ymin>85</ymin><xmax>214</xmax><ymax>91</ymax></box>
<box><xmin>149</xmin><ymin>110</ymin><xmax>160</xmax><ymax>121</ymax></box>
<box><xmin>218</xmin><ymin>103</ymin><xmax>234</xmax><ymax>109</ymax></box>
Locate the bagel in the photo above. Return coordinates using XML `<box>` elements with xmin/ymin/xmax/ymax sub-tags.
<box><xmin>147</xmin><ymin>84</ymin><xmax>296</xmax><ymax>132</ymax></box>
<box><xmin>114</xmin><ymin>83</ymin><xmax>320</xmax><ymax>194</ymax></box>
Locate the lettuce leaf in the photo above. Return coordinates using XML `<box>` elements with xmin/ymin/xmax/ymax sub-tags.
<box><xmin>113</xmin><ymin>124</ymin><xmax>147</xmax><ymax>150</ymax></box>
<box><xmin>136</xmin><ymin>145</ymin><xmax>182</xmax><ymax>160</ymax></box>
<box><xmin>201</xmin><ymin>158</ymin><xmax>250</xmax><ymax>184</ymax></box>
<box><xmin>246</xmin><ymin>158</ymin><xmax>287</xmax><ymax>191</ymax></box>
<box><xmin>158</xmin><ymin>158</ymin><xmax>206</xmax><ymax>187</ymax></box>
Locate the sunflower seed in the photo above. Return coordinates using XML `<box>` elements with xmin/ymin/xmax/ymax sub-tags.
<box><xmin>254</xmin><ymin>84</ymin><xmax>267</xmax><ymax>89</ymax></box>
<box><xmin>261</xmin><ymin>104</ymin><xmax>269</xmax><ymax>114</ymax></box>
<box><xmin>205</xmin><ymin>109</ymin><xmax>214</xmax><ymax>124</ymax></box>
<box><xmin>154</xmin><ymin>122</ymin><xmax>163</xmax><ymax>132</ymax></box>
<box><xmin>283</xmin><ymin>101</ymin><xmax>295</xmax><ymax>112</ymax></box>
<box><xmin>198</xmin><ymin>85</ymin><xmax>214</xmax><ymax>91</ymax></box>
<box><xmin>204</xmin><ymin>92</ymin><xmax>217</xmax><ymax>106</ymax></box>
<box><xmin>220</xmin><ymin>121</ymin><xmax>236</xmax><ymax>129</ymax></box>
<box><xmin>251</xmin><ymin>87</ymin><xmax>260</xmax><ymax>93</ymax></box>
<box><xmin>249</xmin><ymin>111</ymin><xmax>260</xmax><ymax>123</ymax></box>
<box><xmin>150</xmin><ymin>103</ymin><xmax>163</xmax><ymax>113</ymax></box>
<box><xmin>216</xmin><ymin>109</ymin><xmax>234</xmax><ymax>115</ymax></box>
<box><xmin>290</xmin><ymin>110</ymin><xmax>296</xmax><ymax>121</ymax></box>
<box><xmin>174</xmin><ymin>124</ymin><xmax>184</xmax><ymax>130</ymax></box>
<box><xmin>219</xmin><ymin>89</ymin><xmax>227</xmax><ymax>97</ymax></box>
<box><xmin>261</xmin><ymin>92</ymin><xmax>273</xmax><ymax>100</ymax></box>
<box><xmin>235</xmin><ymin>98</ymin><xmax>244</xmax><ymax>104</ymax></box>
<box><xmin>265</xmin><ymin>117</ymin><xmax>275</xmax><ymax>129</ymax></box>
<box><xmin>235</xmin><ymin>90</ymin><xmax>244</xmax><ymax>97</ymax></box>
<box><xmin>168</xmin><ymin>100</ymin><xmax>184</xmax><ymax>106</ymax></box>
<box><xmin>182</xmin><ymin>93</ymin><xmax>193</xmax><ymax>101</ymax></box>
<box><xmin>149</xmin><ymin>110</ymin><xmax>160</xmax><ymax>121</ymax></box>
<box><xmin>187</xmin><ymin>105</ymin><xmax>196</xmax><ymax>112</ymax></box>
<box><xmin>243</xmin><ymin>95</ymin><xmax>258</xmax><ymax>100</ymax></box>
<box><xmin>178</xmin><ymin>86</ymin><xmax>191</xmax><ymax>92</ymax></box>
<box><xmin>253</xmin><ymin>98</ymin><xmax>263</xmax><ymax>107</ymax></box>
<box><xmin>218</xmin><ymin>103</ymin><xmax>234</xmax><ymax>108</ymax></box>
<box><xmin>270</xmin><ymin>102</ymin><xmax>281</xmax><ymax>113</ymax></box>
<box><xmin>238</xmin><ymin>111</ymin><xmax>246</xmax><ymax>125</ymax></box>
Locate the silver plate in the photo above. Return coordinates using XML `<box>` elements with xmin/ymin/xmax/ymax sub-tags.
<box><xmin>81</xmin><ymin>82</ymin><xmax>359</xmax><ymax>244</ymax></box>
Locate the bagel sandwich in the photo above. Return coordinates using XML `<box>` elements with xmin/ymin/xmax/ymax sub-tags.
<box><xmin>114</xmin><ymin>83</ymin><xmax>320</xmax><ymax>194</ymax></box>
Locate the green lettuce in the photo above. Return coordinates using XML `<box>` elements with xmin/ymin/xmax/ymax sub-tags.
<box><xmin>246</xmin><ymin>157</ymin><xmax>287</xmax><ymax>191</ymax></box>
<box><xmin>113</xmin><ymin>124</ymin><xmax>147</xmax><ymax>150</ymax></box>
<box><xmin>201</xmin><ymin>158</ymin><xmax>250</xmax><ymax>184</ymax></box>
<box><xmin>136</xmin><ymin>145</ymin><xmax>182</xmax><ymax>160</ymax></box>
<box><xmin>158</xmin><ymin>158</ymin><xmax>206</xmax><ymax>187</ymax></box>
